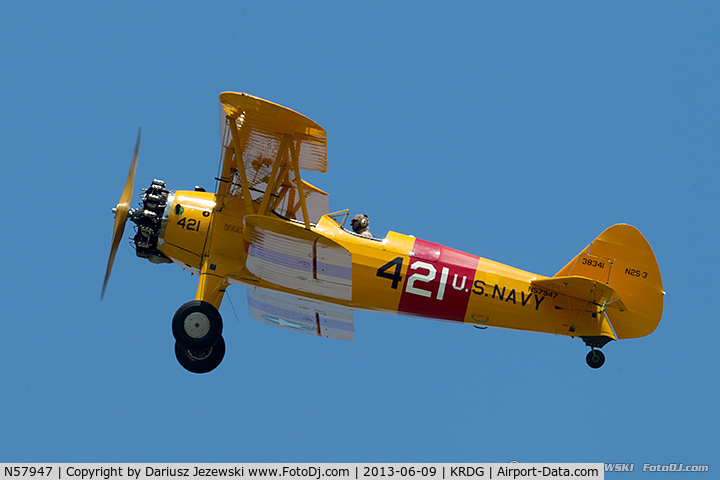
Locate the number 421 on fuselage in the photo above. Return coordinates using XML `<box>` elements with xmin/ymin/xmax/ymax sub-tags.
<box><xmin>102</xmin><ymin>92</ymin><xmax>664</xmax><ymax>373</ymax></box>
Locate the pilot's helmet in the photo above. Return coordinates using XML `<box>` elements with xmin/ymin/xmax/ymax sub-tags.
<box><xmin>351</xmin><ymin>214</ymin><xmax>369</xmax><ymax>229</ymax></box>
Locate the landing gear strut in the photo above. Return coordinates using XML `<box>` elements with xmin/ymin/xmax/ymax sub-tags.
<box><xmin>586</xmin><ymin>349</ymin><xmax>605</xmax><ymax>369</ymax></box>
<box><xmin>172</xmin><ymin>300</ymin><xmax>225</xmax><ymax>373</ymax></box>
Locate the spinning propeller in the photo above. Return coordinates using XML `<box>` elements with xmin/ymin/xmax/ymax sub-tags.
<box><xmin>101</xmin><ymin>128</ymin><xmax>141</xmax><ymax>299</ymax></box>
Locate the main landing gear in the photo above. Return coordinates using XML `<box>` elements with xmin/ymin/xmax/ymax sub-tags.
<box><xmin>172</xmin><ymin>300</ymin><xmax>225</xmax><ymax>374</ymax></box>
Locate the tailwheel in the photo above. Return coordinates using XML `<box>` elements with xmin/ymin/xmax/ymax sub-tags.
<box><xmin>586</xmin><ymin>349</ymin><xmax>605</xmax><ymax>369</ymax></box>
<box><xmin>172</xmin><ymin>300</ymin><xmax>223</xmax><ymax>351</ymax></box>
<box><xmin>175</xmin><ymin>336</ymin><xmax>226</xmax><ymax>374</ymax></box>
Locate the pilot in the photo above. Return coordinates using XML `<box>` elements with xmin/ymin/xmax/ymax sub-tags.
<box><xmin>351</xmin><ymin>214</ymin><xmax>373</xmax><ymax>238</ymax></box>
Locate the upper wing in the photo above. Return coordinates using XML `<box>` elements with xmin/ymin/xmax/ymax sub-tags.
<box><xmin>216</xmin><ymin>92</ymin><xmax>328</xmax><ymax>225</ymax></box>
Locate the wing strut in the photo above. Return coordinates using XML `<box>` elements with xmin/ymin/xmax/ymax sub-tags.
<box><xmin>227</xmin><ymin>114</ymin><xmax>255</xmax><ymax>214</ymax></box>
<box><xmin>257</xmin><ymin>135</ymin><xmax>288</xmax><ymax>216</ymax></box>
<box><xmin>288</xmin><ymin>137</ymin><xmax>311</xmax><ymax>229</ymax></box>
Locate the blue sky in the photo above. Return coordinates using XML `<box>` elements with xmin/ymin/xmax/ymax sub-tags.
<box><xmin>1</xmin><ymin>1</ymin><xmax>718</xmax><ymax>472</ymax></box>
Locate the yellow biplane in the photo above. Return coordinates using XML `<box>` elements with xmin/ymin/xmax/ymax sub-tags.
<box><xmin>103</xmin><ymin>92</ymin><xmax>664</xmax><ymax>373</ymax></box>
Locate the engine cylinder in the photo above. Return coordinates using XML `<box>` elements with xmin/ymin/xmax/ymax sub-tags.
<box><xmin>131</xmin><ymin>179</ymin><xmax>172</xmax><ymax>264</ymax></box>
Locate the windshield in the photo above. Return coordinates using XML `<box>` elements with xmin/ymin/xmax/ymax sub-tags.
<box><xmin>327</xmin><ymin>209</ymin><xmax>349</xmax><ymax>228</ymax></box>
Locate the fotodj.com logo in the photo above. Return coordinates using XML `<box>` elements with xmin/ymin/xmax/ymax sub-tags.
<box><xmin>605</xmin><ymin>463</ymin><xmax>709</xmax><ymax>473</ymax></box>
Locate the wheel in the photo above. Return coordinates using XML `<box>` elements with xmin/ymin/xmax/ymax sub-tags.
<box><xmin>175</xmin><ymin>336</ymin><xmax>226</xmax><ymax>374</ymax></box>
<box><xmin>172</xmin><ymin>300</ymin><xmax>223</xmax><ymax>351</ymax></box>
<box><xmin>586</xmin><ymin>349</ymin><xmax>605</xmax><ymax>369</ymax></box>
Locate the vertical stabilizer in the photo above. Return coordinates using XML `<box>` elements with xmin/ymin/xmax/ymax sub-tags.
<box><xmin>555</xmin><ymin>224</ymin><xmax>663</xmax><ymax>339</ymax></box>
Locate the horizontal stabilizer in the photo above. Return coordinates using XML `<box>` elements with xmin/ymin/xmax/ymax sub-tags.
<box><xmin>532</xmin><ymin>277</ymin><xmax>627</xmax><ymax>311</ymax></box>
<box><xmin>247</xmin><ymin>287</ymin><xmax>355</xmax><ymax>341</ymax></box>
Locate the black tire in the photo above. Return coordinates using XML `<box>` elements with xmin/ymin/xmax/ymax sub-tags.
<box><xmin>174</xmin><ymin>336</ymin><xmax>226</xmax><ymax>374</ymax></box>
<box><xmin>586</xmin><ymin>349</ymin><xmax>605</xmax><ymax>369</ymax></box>
<box><xmin>172</xmin><ymin>300</ymin><xmax>223</xmax><ymax>351</ymax></box>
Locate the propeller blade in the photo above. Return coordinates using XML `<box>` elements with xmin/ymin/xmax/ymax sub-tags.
<box><xmin>102</xmin><ymin>127</ymin><xmax>141</xmax><ymax>299</ymax></box>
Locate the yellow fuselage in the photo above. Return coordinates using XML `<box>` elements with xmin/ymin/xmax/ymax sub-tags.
<box><xmin>157</xmin><ymin>190</ymin><xmax>614</xmax><ymax>341</ymax></box>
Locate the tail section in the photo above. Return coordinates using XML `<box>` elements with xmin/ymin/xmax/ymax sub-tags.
<box><xmin>555</xmin><ymin>224</ymin><xmax>664</xmax><ymax>339</ymax></box>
